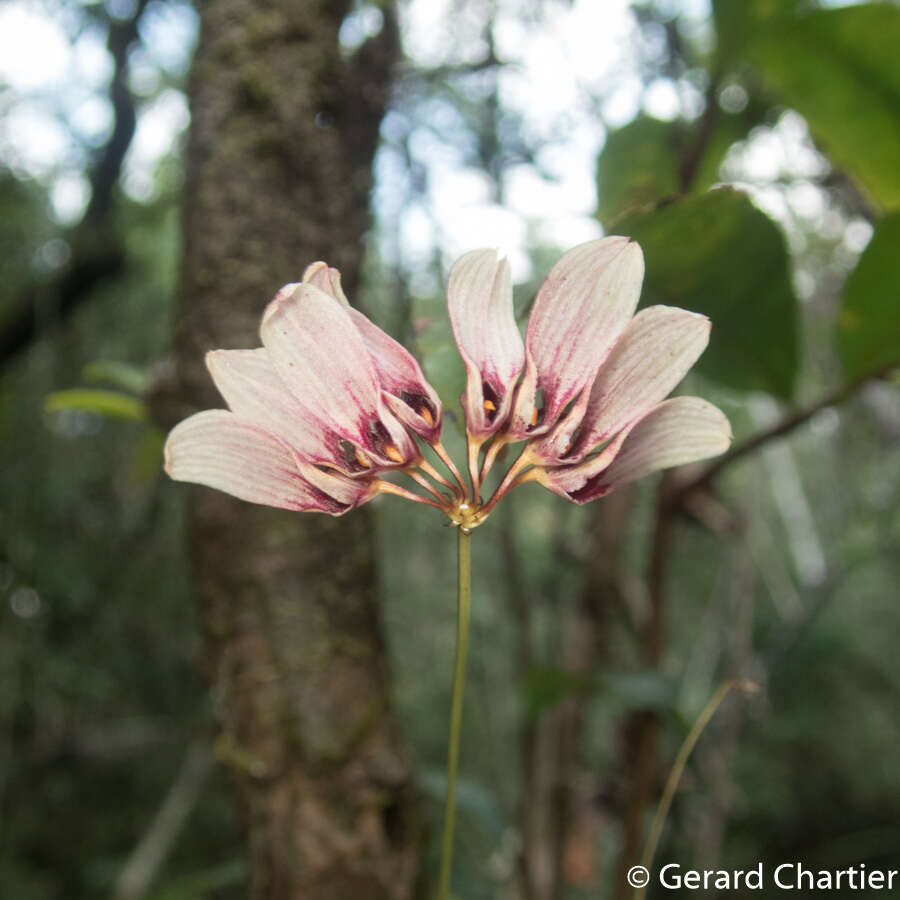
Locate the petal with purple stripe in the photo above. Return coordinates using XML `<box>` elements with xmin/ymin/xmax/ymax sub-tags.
<box><xmin>163</xmin><ymin>410</ymin><xmax>374</xmax><ymax>514</ymax></box>
<box><xmin>260</xmin><ymin>282</ymin><xmax>418</xmax><ymax>469</ymax></box>
<box><xmin>447</xmin><ymin>249</ymin><xmax>525</xmax><ymax>438</ymax></box>
<box><xmin>205</xmin><ymin>348</ymin><xmax>343</xmax><ymax>470</ymax></box>
<box><xmin>303</xmin><ymin>262</ymin><xmax>442</xmax><ymax>441</ymax></box>
<box><xmin>509</xmin><ymin>237</ymin><xmax>644</xmax><ymax>440</ymax></box>
<box><xmin>534</xmin><ymin>397</ymin><xmax>731</xmax><ymax>504</ymax></box>
<box><xmin>533</xmin><ymin>305</ymin><xmax>710</xmax><ymax>464</ymax></box>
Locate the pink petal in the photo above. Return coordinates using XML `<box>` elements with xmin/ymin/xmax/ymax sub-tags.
<box><xmin>535</xmin><ymin>397</ymin><xmax>731</xmax><ymax>504</ymax></box>
<box><xmin>533</xmin><ymin>306</ymin><xmax>710</xmax><ymax>464</ymax></box>
<box><xmin>260</xmin><ymin>282</ymin><xmax>419</xmax><ymax>470</ymax></box>
<box><xmin>447</xmin><ymin>249</ymin><xmax>525</xmax><ymax>438</ymax></box>
<box><xmin>206</xmin><ymin>348</ymin><xmax>341</xmax><ymax>470</ymax></box>
<box><xmin>508</xmin><ymin>237</ymin><xmax>644</xmax><ymax>440</ymax></box>
<box><xmin>302</xmin><ymin>261</ymin><xmax>351</xmax><ymax>306</ymax></box>
<box><xmin>163</xmin><ymin>410</ymin><xmax>374</xmax><ymax>514</ymax></box>
<box><xmin>303</xmin><ymin>262</ymin><xmax>442</xmax><ymax>441</ymax></box>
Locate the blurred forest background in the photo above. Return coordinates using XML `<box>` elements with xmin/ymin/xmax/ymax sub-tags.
<box><xmin>1</xmin><ymin>0</ymin><xmax>899</xmax><ymax>898</ymax></box>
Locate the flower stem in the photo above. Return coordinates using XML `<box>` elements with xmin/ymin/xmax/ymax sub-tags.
<box><xmin>433</xmin><ymin>441</ymin><xmax>470</xmax><ymax>501</ymax></box>
<box><xmin>467</xmin><ymin>437</ymin><xmax>484</xmax><ymax>502</ymax></box>
<box><xmin>375</xmin><ymin>480</ymin><xmax>447</xmax><ymax>510</ymax></box>
<box><xmin>405</xmin><ymin>467</ymin><xmax>453</xmax><ymax>505</ymax></box>
<box><xmin>437</xmin><ymin>526</ymin><xmax>472</xmax><ymax>900</ymax></box>
<box><xmin>481</xmin><ymin>447</ymin><xmax>534</xmax><ymax>515</ymax></box>
<box><xmin>479</xmin><ymin>434</ymin><xmax>507</xmax><ymax>484</ymax></box>
<box><xmin>417</xmin><ymin>457</ymin><xmax>462</xmax><ymax>499</ymax></box>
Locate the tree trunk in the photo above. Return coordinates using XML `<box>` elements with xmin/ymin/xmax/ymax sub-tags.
<box><xmin>173</xmin><ymin>1</ymin><xmax>421</xmax><ymax>897</ymax></box>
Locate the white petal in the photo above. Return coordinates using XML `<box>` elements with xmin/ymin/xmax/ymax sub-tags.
<box><xmin>205</xmin><ymin>348</ymin><xmax>336</xmax><ymax>467</ymax></box>
<box><xmin>164</xmin><ymin>410</ymin><xmax>372</xmax><ymax>514</ymax></box>
<box><xmin>350</xmin><ymin>311</ymin><xmax>443</xmax><ymax>440</ymax></box>
<box><xmin>302</xmin><ymin>263</ymin><xmax>442</xmax><ymax>440</ymax></box>
<box><xmin>509</xmin><ymin>237</ymin><xmax>644</xmax><ymax>439</ymax></box>
<box><xmin>535</xmin><ymin>306</ymin><xmax>710</xmax><ymax>463</ymax></box>
<box><xmin>260</xmin><ymin>283</ymin><xmax>417</xmax><ymax>467</ymax></box>
<box><xmin>538</xmin><ymin>397</ymin><xmax>731</xmax><ymax>504</ymax></box>
<box><xmin>447</xmin><ymin>249</ymin><xmax>524</xmax><ymax>437</ymax></box>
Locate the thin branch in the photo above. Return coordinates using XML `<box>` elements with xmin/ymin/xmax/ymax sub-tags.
<box><xmin>85</xmin><ymin>0</ymin><xmax>151</xmax><ymax>225</ymax></box>
<box><xmin>677</xmin><ymin>82</ymin><xmax>720</xmax><ymax>193</ymax></box>
<box><xmin>376</xmin><ymin>479</ymin><xmax>447</xmax><ymax>510</ymax></box>
<box><xmin>635</xmin><ymin>681</ymin><xmax>757</xmax><ymax>900</ymax></box>
<box><xmin>0</xmin><ymin>0</ymin><xmax>149</xmax><ymax>368</ymax></box>
<box><xmin>113</xmin><ymin>740</ymin><xmax>213</xmax><ymax>900</ymax></box>
<box><xmin>674</xmin><ymin>364</ymin><xmax>897</xmax><ymax>504</ymax></box>
<box><xmin>417</xmin><ymin>457</ymin><xmax>462</xmax><ymax>499</ymax></box>
<box><xmin>0</xmin><ymin>253</ymin><xmax>126</xmax><ymax>364</ymax></box>
<box><xmin>433</xmin><ymin>441</ymin><xmax>469</xmax><ymax>500</ymax></box>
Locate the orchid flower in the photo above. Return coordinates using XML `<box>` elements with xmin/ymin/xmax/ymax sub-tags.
<box><xmin>165</xmin><ymin>268</ymin><xmax>460</xmax><ymax>516</ymax></box>
<box><xmin>442</xmin><ymin>237</ymin><xmax>731</xmax><ymax>515</ymax></box>
<box><xmin>164</xmin><ymin>242</ymin><xmax>732</xmax><ymax>900</ymax></box>
<box><xmin>166</xmin><ymin>239</ymin><xmax>731</xmax><ymax>526</ymax></box>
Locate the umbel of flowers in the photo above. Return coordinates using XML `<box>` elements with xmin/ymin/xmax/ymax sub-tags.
<box><xmin>164</xmin><ymin>236</ymin><xmax>732</xmax><ymax>899</ymax></box>
<box><xmin>164</xmin><ymin>237</ymin><xmax>731</xmax><ymax>526</ymax></box>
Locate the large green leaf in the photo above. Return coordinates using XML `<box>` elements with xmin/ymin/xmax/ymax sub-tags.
<box><xmin>598</xmin><ymin>104</ymin><xmax>768</xmax><ymax>224</ymax></box>
<box><xmin>712</xmin><ymin>0</ymin><xmax>809</xmax><ymax>68</ymax></box>
<box><xmin>617</xmin><ymin>188</ymin><xmax>799</xmax><ymax>399</ymax></box>
<box><xmin>749</xmin><ymin>4</ymin><xmax>900</xmax><ymax>211</ymax></box>
<box><xmin>838</xmin><ymin>212</ymin><xmax>900</xmax><ymax>380</ymax></box>
<box><xmin>597</xmin><ymin>116</ymin><xmax>681</xmax><ymax>223</ymax></box>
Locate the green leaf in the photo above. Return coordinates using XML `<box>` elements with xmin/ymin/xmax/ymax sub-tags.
<box><xmin>597</xmin><ymin>104</ymin><xmax>769</xmax><ymax>223</ymax></box>
<box><xmin>597</xmin><ymin>116</ymin><xmax>681</xmax><ymax>223</ymax></box>
<box><xmin>838</xmin><ymin>212</ymin><xmax>900</xmax><ymax>381</ymax></box>
<box><xmin>749</xmin><ymin>4</ymin><xmax>900</xmax><ymax>211</ymax></box>
<box><xmin>131</xmin><ymin>427</ymin><xmax>166</xmax><ymax>483</ymax></box>
<box><xmin>712</xmin><ymin>0</ymin><xmax>808</xmax><ymax>68</ymax></box>
<box><xmin>617</xmin><ymin>188</ymin><xmax>799</xmax><ymax>399</ymax></box>
<box><xmin>44</xmin><ymin>389</ymin><xmax>147</xmax><ymax>421</ymax></box>
<box><xmin>523</xmin><ymin>665</ymin><xmax>595</xmax><ymax>717</ymax></box>
<box><xmin>606</xmin><ymin>671</ymin><xmax>679</xmax><ymax>711</ymax></box>
<box><xmin>82</xmin><ymin>359</ymin><xmax>148</xmax><ymax>394</ymax></box>
<box><xmin>523</xmin><ymin>666</ymin><xmax>679</xmax><ymax>717</ymax></box>
<box><xmin>419</xmin><ymin>769</ymin><xmax>505</xmax><ymax>836</ymax></box>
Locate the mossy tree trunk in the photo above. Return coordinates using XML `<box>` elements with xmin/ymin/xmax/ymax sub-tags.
<box><xmin>173</xmin><ymin>2</ymin><xmax>420</xmax><ymax>896</ymax></box>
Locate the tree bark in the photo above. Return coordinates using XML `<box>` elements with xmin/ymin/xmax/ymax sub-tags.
<box><xmin>174</xmin><ymin>2</ymin><xmax>420</xmax><ymax>897</ymax></box>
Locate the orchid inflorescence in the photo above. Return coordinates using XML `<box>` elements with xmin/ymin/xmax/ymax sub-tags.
<box><xmin>164</xmin><ymin>237</ymin><xmax>732</xmax><ymax>529</ymax></box>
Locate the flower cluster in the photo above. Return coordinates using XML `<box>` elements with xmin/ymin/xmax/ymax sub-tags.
<box><xmin>164</xmin><ymin>238</ymin><xmax>731</xmax><ymax>528</ymax></box>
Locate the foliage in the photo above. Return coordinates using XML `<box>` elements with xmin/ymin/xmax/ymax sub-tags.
<box><xmin>617</xmin><ymin>188</ymin><xmax>799</xmax><ymax>398</ymax></box>
<box><xmin>749</xmin><ymin>3</ymin><xmax>900</xmax><ymax>212</ymax></box>
<box><xmin>838</xmin><ymin>212</ymin><xmax>900</xmax><ymax>380</ymax></box>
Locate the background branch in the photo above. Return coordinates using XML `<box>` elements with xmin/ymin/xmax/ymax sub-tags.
<box><xmin>0</xmin><ymin>0</ymin><xmax>149</xmax><ymax>368</ymax></box>
<box><xmin>675</xmin><ymin>364</ymin><xmax>898</xmax><ymax>504</ymax></box>
<box><xmin>113</xmin><ymin>741</ymin><xmax>213</xmax><ymax>900</ymax></box>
